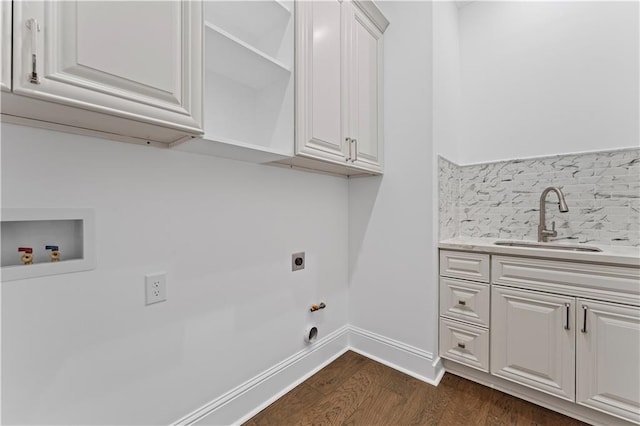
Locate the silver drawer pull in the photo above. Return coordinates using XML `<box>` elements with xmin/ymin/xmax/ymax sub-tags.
<box><xmin>26</xmin><ymin>18</ymin><xmax>41</xmax><ymax>84</ymax></box>
<box><xmin>581</xmin><ymin>305</ymin><xmax>588</xmax><ymax>333</ymax></box>
<box><xmin>458</xmin><ymin>300</ymin><xmax>466</xmax><ymax>306</ymax></box>
<box><xmin>352</xmin><ymin>139</ymin><xmax>358</xmax><ymax>162</ymax></box>
<box><xmin>345</xmin><ymin>137</ymin><xmax>351</xmax><ymax>162</ymax></box>
<box><xmin>457</xmin><ymin>342</ymin><xmax>466</xmax><ymax>349</ymax></box>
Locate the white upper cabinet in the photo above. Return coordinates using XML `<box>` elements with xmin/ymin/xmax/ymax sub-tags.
<box><xmin>291</xmin><ymin>0</ymin><xmax>388</xmax><ymax>176</ymax></box>
<box><xmin>5</xmin><ymin>1</ymin><xmax>203</xmax><ymax>144</ymax></box>
<box><xmin>295</xmin><ymin>0</ymin><xmax>347</xmax><ymax>164</ymax></box>
<box><xmin>1</xmin><ymin>1</ymin><xmax>11</xmax><ymax>92</ymax></box>
<box><xmin>576</xmin><ymin>299</ymin><xmax>640</xmax><ymax>424</ymax></box>
<box><xmin>345</xmin><ymin>1</ymin><xmax>383</xmax><ymax>172</ymax></box>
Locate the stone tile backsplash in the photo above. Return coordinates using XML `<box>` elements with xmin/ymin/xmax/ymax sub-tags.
<box><xmin>439</xmin><ymin>148</ymin><xmax>640</xmax><ymax>246</ymax></box>
<box><xmin>439</xmin><ymin>157</ymin><xmax>460</xmax><ymax>240</ymax></box>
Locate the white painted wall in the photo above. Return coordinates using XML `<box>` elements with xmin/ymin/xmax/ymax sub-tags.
<box><xmin>0</xmin><ymin>123</ymin><xmax>349</xmax><ymax>425</ymax></box>
<box><xmin>433</xmin><ymin>0</ymin><xmax>461</xmax><ymax>164</ymax></box>
<box><xmin>457</xmin><ymin>1</ymin><xmax>639</xmax><ymax>164</ymax></box>
<box><xmin>349</xmin><ymin>1</ymin><xmax>438</xmax><ymax>365</ymax></box>
<box><xmin>7</xmin><ymin>2</ymin><xmax>632</xmax><ymax>423</ymax></box>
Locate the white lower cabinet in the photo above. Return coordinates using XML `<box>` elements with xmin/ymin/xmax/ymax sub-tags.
<box><xmin>576</xmin><ymin>299</ymin><xmax>640</xmax><ymax>424</ymax></box>
<box><xmin>440</xmin><ymin>250</ymin><xmax>640</xmax><ymax>425</ymax></box>
<box><xmin>491</xmin><ymin>285</ymin><xmax>576</xmax><ymax>401</ymax></box>
<box><xmin>439</xmin><ymin>251</ymin><xmax>491</xmax><ymax>372</ymax></box>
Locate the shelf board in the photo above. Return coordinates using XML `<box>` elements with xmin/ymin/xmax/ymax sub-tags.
<box><xmin>274</xmin><ymin>1</ymin><xmax>291</xmax><ymax>14</ymax></box>
<box><xmin>172</xmin><ymin>134</ymin><xmax>293</xmax><ymax>164</ymax></box>
<box><xmin>205</xmin><ymin>22</ymin><xmax>291</xmax><ymax>91</ymax></box>
<box><xmin>204</xmin><ymin>1</ymin><xmax>291</xmax><ymax>43</ymax></box>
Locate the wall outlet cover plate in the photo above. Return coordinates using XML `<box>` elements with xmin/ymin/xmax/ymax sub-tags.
<box><xmin>292</xmin><ymin>252</ymin><xmax>305</xmax><ymax>271</ymax></box>
<box><xmin>145</xmin><ymin>272</ymin><xmax>167</xmax><ymax>305</ymax></box>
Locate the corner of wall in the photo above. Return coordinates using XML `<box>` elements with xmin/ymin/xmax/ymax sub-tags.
<box><xmin>348</xmin><ymin>326</ymin><xmax>445</xmax><ymax>386</ymax></box>
<box><xmin>437</xmin><ymin>155</ymin><xmax>462</xmax><ymax>241</ymax></box>
<box><xmin>172</xmin><ymin>324</ymin><xmax>449</xmax><ymax>426</ymax></box>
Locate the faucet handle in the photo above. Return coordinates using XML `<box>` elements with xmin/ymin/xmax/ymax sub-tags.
<box><xmin>551</xmin><ymin>221</ymin><xmax>555</xmax><ymax>231</ymax></box>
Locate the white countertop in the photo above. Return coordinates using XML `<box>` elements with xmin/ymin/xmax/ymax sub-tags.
<box><xmin>439</xmin><ymin>237</ymin><xmax>640</xmax><ymax>268</ymax></box>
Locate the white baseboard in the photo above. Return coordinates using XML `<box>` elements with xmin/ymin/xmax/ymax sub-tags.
<box><xmin>172</xmin><ymin>326</ymin><xmax>350</xmax><ymax>426</ymax></box>
<box><xmin>348</xmin><ymin>325</ymin><xmax>445</xmax><ymax>386</ymax></box>
<box><xmin>172</xmin><ymin>325</ymin><xmax>444</xmax><ymax>425</ymax></box>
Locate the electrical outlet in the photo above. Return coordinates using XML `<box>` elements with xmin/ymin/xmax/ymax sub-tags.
<box><xmin>292</xmin><ymin>252</ymin><xmax>305</xmax><ymax>271</ymax></box>
<box><xmin>145</xmin><ymin>273</ymin><xmax>167</xmax><ymax>305</ymax></box>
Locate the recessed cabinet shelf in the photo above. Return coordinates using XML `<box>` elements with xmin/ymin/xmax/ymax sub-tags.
<box><xmin>174</xmin><ymin>0</ymin><xmax>294</xmax><ymax>163</ymax></box>
<box><xmin>1</xmin><ymin>208</ymin><xmax>96</xmax><ymax>281</ymax></box>
<box><xmin>204</xmin><ymin>23</ymin><xmax>291</xmax><ymax>90</ymax></box>
<box><xmin>204</xmin><ymin>1</ymin><xmax>291</xmax><ymax>58</ymax></box>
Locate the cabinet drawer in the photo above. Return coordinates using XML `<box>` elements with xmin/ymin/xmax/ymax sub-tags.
<box><xmin>492</xmin><ymin>255</ymin><xmax>640</xmax><ymax>306</ymax></box>
<box><xmin>439</xmin><ymin>318</ymin><xmax>489</xmax><ymax>372</ymax></box>
<box><xmin>440</xmin><ymin>250</ymin><xmax>490</xmax><ymax>283</ymax></box>
<box><xmin>440</xmin><ymin>277</ymin><xmax>490</xmax><ymax>327</ymax></box>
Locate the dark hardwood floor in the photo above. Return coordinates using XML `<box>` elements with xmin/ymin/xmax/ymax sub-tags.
<box><xmin>245</xmin><ymin>351</ymin><xmax>586</xmax><ymax>426</ymax></box>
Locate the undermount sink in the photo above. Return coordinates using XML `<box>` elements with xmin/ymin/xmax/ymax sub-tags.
<box><xmin>494</xmin><ymin>240</ymin><xmax>602</xmax><ymax>252</ymax></box>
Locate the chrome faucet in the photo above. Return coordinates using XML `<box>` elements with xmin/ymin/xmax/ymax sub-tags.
<box><xmin>538</xmin><ymin>187</ymin><xmax>569</xmax><ymax>242</ymax></box>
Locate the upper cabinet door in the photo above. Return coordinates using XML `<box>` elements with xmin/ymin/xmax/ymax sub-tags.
<box><xmin>292</xmin><ymin>0</ymin><xmax>387</xmax><ymax>175</ymax></box>
<box><xmin>1</xmin><ymin>1</ymin><xmax>10</xmax><ymax>92</ymax></box>
<box><xmin>576</xmin><ymin>300</ymin><xmax>640</xmax><ymax>424</ymax></box>
<box><xmin>346</xmin><ymin>1</ymin><xmax>384</xmax><ymax>172</ymax></box>
<box><xmin>295</xmin><ymin>0</ymin><xmax>348</xmax><ymax>163</ymax></box>
<box><xmin>12</xmin><ymin>1</ymin><xmax>202</xmax><ymax>136</ymax></box>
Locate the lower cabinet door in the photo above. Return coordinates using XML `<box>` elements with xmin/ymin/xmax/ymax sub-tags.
<box><xmin>440</xmin><ymin>318</ymin><xmax>489</xmax><ymax>372</ymax></box>
<box><xmin>491</xmin><ymin>285</ymin><xmax>575</xmax><ymax>401</ymax></box>
<box><xmin>576</xmin><ymin>299</ymin><xmax>640</xmax><ymax>424</ymax></box>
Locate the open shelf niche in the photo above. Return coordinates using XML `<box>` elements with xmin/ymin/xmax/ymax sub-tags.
<box><xmin>173</xmin><ymin>0</ymin><xmax>294</xmax><ymax>163</ymax></box>
<box><xmin>1</xmin><ymin>208</ymin><xmax>96</xmax><ymax>281</ymax></box>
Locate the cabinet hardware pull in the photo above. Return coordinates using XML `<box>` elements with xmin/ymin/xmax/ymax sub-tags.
<box><xmin>458</xmin><ymin>300</ymin><xmax>466</xmax><ymax>306</ymax></box>
<box><xmin>581</xmin><ymin>305</ymin><xmax>588</xmax><ymax>333</ymax></box>
<box><xmin>457</xmin><ymin>342</ymin><xmax>466</xmax><ymax>349</ymax></box>
<box><xmin>352</xmin><ymin>139</ymin><xmax>358</xmax><ymax>162</ymax></box>
<box><xmin>564</xmin><ymin>303</ymin><xmax>570</xmax><ymax>330</ymax></box>
<box><xmin>26</xmin><ymin>18</ymin><xmax>41</xmax><ymax>84</ymax></box>
<box><xmin>345</xmin><ymin>137</ymin><xmax>351</xmax><ymax>162</ymax></box>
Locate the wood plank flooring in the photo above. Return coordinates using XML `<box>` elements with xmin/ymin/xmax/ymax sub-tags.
<box><xmin>245</xmin><ymin>351</ymin><xmax>586</xmax><ymax>426</ymax></box>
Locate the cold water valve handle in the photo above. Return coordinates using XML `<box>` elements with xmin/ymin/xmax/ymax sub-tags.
<box><xmin>18</xmin><ymin>247</ymin><xmax>34</xmax><ymax>265</ymax></box>
<box><xmin>45</xmin><ymin>245</ymin><xmax>60</xmax><ymax>262</ymax></box>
